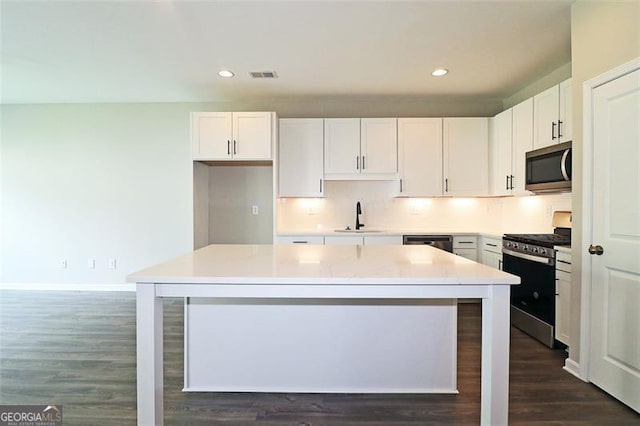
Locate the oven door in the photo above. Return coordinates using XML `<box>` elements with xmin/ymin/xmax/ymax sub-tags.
<box><xmin>502</xmin><ymin>249</ymin><xmax>555</xmax><ymax>326</ymax></box>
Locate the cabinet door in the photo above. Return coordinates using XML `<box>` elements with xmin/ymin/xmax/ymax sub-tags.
<box><xmin>324</xmin><ymin>118</ymin><xmax>361</xmax><ymax>176</ymax></box>
<box><xmin>490</xmin><ymin>109</ymin><xmax>513</xmax><ymax>196</ymax></box>
<box><xmin>533</xmin><ymin>85</ymin><xmax>560</xmax><ymax>149</ymax></box>
<box><xmin>511</xmin><ymin>98</ymin><xmax>534</xmax><ymax>195</ymax></box>
<box><xmin>278</xmin><ymin>119</ymin><xmax>324</xmax><ymax>197</ymax></box>
<box><xmin>324</xmin><ymin>235</ymin><xmax>364</xmax><ymax>245</ymax></box>
<box><xmin>482</xmin><ymin>250</ymin><xmax>502</xmax><ymax>270</ymax></box>
<box><xmin>360</xmin><ymin>118</ymin><xmax>398</xmax><ymax>175</ymax></box>
<box><xmin>555</xmin><ymin>270</ymin><xmax>571</xmax><ymax>345</ymax></box>
<box><xmin>398</xmin><ymin>118</ymin><xmax>443</xmax><ymax>197</ymax></box>
<box><xmin>363</xmin><ymin>235</ymin><xmax>403</xmax><ymax>245</ymax></box>
<box><xmin>191</xmin><ymin>112</ymin><xmax>233</xmax><ymax>159</ymax></box>
<box><xmin>232</xmin><ymin>112</ymin><xmax>273</xmax><ymax>160</ymax></box>
<box><xmin>443</xmin><ymin>118</ymin><xmax>489</xmax><ymax>196</ymax></box>
<box><xmin>558</xmin><ymin>78</ymin><xmax>572</xmax><ymax>144</ymax></box>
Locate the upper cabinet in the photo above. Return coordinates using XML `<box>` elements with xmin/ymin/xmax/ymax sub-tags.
<box><xmin>191</xmin><ymin>111</ymin><xmax>274</xmax><ymax>161</ymax></box>
<box><xmin>324</xmin><ymin>118</ymin><xmax>398</xmax><ymax>180</ymax></box>
<box><xmin>278</xmin><ymin>118</ymin><xmax>324</xmax><ymax>197</ymax></box>
<box><xmin>533</xmin><ymin>78</ymin><xmax>572</xmax><ymax>149</ymax></box>
<box><xmin>489</xmin><ymin>98</ymin><xmax>533</xmax><ymax>196</ymax></box>
<box><xmin>398</xmin><ymin>118</ymin><xmax>443</xmax><ymax>197</ymax></box>
<box><xmin>443</xmin><ymin>118</ymin><xmax>489</xmax><ymax>196</ymax></box>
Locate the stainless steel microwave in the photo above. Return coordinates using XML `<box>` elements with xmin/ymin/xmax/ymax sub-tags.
<box><xmin>525</xmin><ymin>141</ymin><xmax>572</xmax><ymax>193</ymax></box>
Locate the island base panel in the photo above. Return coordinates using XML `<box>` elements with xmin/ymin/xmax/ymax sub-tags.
<box><xmin>184</xmin><ymin>298</ymin><xmax>457</xmax><ymax>393</ymax></box>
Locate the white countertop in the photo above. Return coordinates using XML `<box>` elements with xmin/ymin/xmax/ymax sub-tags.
<box><xmin>276</xmin><ymin>229</ymin><xmax>505</xmax><ymax>239</ymax></box>
<box><xmin>128</xmin><ymin>244</ymin><xmax>519</xmax><ymax>286</ymax></box>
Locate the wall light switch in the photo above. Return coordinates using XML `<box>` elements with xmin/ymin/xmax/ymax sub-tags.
<box><xmin>60</xmin><ymin>259</ymin><xmax>68</xmax><ymax>269</ymax></box>
<box><xmin>88</xmin><ymin>259</ymin><xmax>96</xmax><ymax>269</ymax></box>
<box><xmin>108</xmin><ymin>259</ymin><xmax>117</xmax><ymax>269</ymax></box>
<box><xmin>252</xmin><ymin>205</ymin><xmax>259</xmax><ymax>215</ymax></box>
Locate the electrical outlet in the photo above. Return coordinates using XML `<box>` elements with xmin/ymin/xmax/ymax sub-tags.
<box><xmin>546</xmin><ymin>205</ymin><xmax>553</xmax><ymax>218</ymax></box>
<box><xmin>252</xmin><ymin>205</ymin><xmax>259</xmax><ymax>215</ymax></box>
<box><xmin>108</xmin><ymin>259</ymin><xmax>117</xmax><ymax>269</ymax></box>
<box><xmin>60</xmin><ymin>259</ymin><xmax>68</xmax><ymax>269</ymax></box>
<box><xmin>88</xmin><ymin>259</ymin><xmax>96</xmax><ymax>269</ymax></box>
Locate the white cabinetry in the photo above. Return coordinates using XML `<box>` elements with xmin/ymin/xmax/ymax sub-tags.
<box><xmin>324</xmin><ymin>235</ymin><xmax>364</xmax><ymax>245</ymax></box>
<box><xmin>275</xmin><ymin>235</ymin><xmax>325</xmax><ymax>245</ymax></box>
<box><xmin>555</xmin><ymin>249</ymin><xmax>571</xmax><ymax>345</ymax></box>
<box><xmin>323</xmin><ymin>234</ymin><xmax>403</xmax><ymax>245</ymax></box>
<box><xmin>397</xmin><ymin>118</ymin><xmax>443</xmax><ymax>197</ymax></box>
<box><xmin>443</xmin><ymin>118</ymin><xmax>489</xmax><ymax>196</ymax></box>
<box><xmin>363</xmin><ymin>235</ymin><xmax>403</xmax><ymax>245</ymax></box>
<box><xmin>191</xmin><ymin>111</ymin><xmax>274</xmax><ymax>160</ymax></box>
<box><xmin>489</xmin><ymin>98</ymin><xmax>534</xmax><ymax>196</ymax></box>
<box><xmin>324</xmin><ymin>118</ymin><xmax>397</xmax><ymax>180</ymax></box>
<box><xmin>278</xmin><ymin>119</ymin><xmax>324</xmax><ymax>197</ymax></box>
<box><xmin>453</xmin><ymin>235</ymin><xmax>477</xmax><ymax>261</ymax></box>
<box><xmin>489</xmin><ymin>109</ymin><xmax>513</xmax><ymax>196</ymax></box>
<box><xmin>511</xmin><ymin>98</ymin><xmax>534</xmax><ymax>195</ymax></box>
<box><xmin>480</xmin><ymin>236</ymin><xmax>502</xmax><ymax>270</ymax></box>
<box><xmin>533</xmin><ymin>78</ymin><xmax>572</xmax><ymax>149</ymax></box>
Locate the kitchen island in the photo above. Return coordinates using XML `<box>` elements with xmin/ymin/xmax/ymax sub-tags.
<box><xmin>128</xmin><ymin>244</ymin><xmax>519</xmax><ymax>426</ymax></box>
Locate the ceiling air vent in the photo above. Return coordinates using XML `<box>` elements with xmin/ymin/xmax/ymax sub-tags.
<box><xmin>249</xmin><ymin>71</ymin><xmax>278</xmax><ymax>79</ymax></box>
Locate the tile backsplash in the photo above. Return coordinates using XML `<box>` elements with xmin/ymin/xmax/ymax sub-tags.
<box><xmin>276</xmin><ymin>181</ymin><xmax>572</xmax><ymax>234</ymax></box>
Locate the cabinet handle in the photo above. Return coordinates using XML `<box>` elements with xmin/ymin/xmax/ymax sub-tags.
<box><xmin>510</xmin><ymin>175</ymin><xmax>514</xmax><ymax>190</ymax></box>
<box><xmin>551</xmin><ymin>122</ymin><xmax>557</xmax><ymax>140</ymax></box>
<box><xmin>362</xmin><ymin>156</ymin><xmax>365</xmax><ymax>170</ymax></box>
<box><xmin>558</xmin><ymin>120</ymin><xmax>563</xmax><ymax>138</ymax></box>
<box><xmin>505</xmin><ymin>175</ymin><xmax>509</xmax><ymax>191</ymax></box>
<box><xmin>487</xmin><ymin>243</ymin><xmax>498</xmax><ymax>247</ymax></box>
<box><xmin>458</xmin><ymin>241</ymin><xmax>474</xmax><ymax>244</ymax></box>
<box><xmin>498</xmin><ymin>259</ymin><xmax>503</xmax><ymax>270</ymax></box>
<box><xmin>445</xmin><ymin>178</ymin><xmax>449</xmax><ymax>193</ymax></box>
<box><xmin>292</xmin><ymin>241</ymin><xmax>308</xmax><ymax>244</ymax></box>
<box><xmin>319</xmin><ymin>179</ymin><xmax>323</xmax><ymax>193</ymax></box>
<box><xmin>233</xmin><ymin>140</ymin><xmax>237</xmax><ymax>155</ymax></box>
<box><xmin>557</xmin><ymin>259</ymin><xmax>571</xmax><ymax>265</ymax></box>
<box><xmin>227</xmin><ymin>140</ymin><xmax>231</xmax><ymax>155</ymax></box>
<box><xmin>356</xmin><ymin>156</ymin><xmax>360</xmax><ymax>170</ymax></box>
<box><xmin>400</xmin><ymin>179</ymin><xmax>403</xmax><ymax>193</ymax></box>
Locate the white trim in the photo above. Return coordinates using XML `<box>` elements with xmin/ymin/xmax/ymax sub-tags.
<box><xmin>580</xmin><ymin>56</ymin><xmax>640</xmax><ymax>382</ymax></box>
<box><xmin>0</xmin><ymin>282</ymin><xmax>135</xmax><ymax>292</ymax></box>
<box><xmin>563</xmin><ymin>358</ymin><xmax>584</xmax><ymax>381</ymax></box>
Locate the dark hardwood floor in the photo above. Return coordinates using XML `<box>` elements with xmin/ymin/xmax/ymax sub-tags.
<box><xmin>1</xmin><ymin>291</ymin><xmax>638</xmax><ymax>425</ymax></box>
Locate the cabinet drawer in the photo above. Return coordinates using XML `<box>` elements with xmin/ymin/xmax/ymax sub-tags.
<box><xmin>453</xmin><ymin>236</ymin><xmax>477</xmax><ymax>249</ymax></box>
<box><xmin>556</xmin><ymin>251</ymin><xmax>572</xmax><ymax>272</ymax></box>
<box><xmin>276</xmin><ymin>236</ymin><xmax>324</xmax><ymax>245</ymax></box>
<box><xmin>454</xmin><ymin>248</ymin><xmax>477</xmax><ymax>261</ymax></box>
<box><xmin>482</xmin><ymin>237</ymin><xmax>502</xmax><ymax>254</ymax></box>
<box><xmin>363</xmin><ymin>235</ymin><xmax>403</xmax><ymax>245</ymax></box>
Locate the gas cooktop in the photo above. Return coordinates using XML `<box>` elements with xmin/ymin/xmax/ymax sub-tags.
<box><xmin>503</xmin><ymin>233</ymin><xmax>571</xmax><ymax>248</ymax></box>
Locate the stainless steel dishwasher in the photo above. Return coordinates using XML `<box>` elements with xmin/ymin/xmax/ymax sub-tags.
<box><xmin>402</xmin><ymin>235</ymin><xmax>453</xmax><ymax>252</ymax></box>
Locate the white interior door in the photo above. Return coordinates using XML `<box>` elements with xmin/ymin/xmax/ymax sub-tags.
<box><xmin>589</xmin><ymin>67</ymin><xmax>640</xmax><ymax>413</ymax></box>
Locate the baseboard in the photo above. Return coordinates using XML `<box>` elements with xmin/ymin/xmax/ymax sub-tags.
<box><xmin>563</xmin><ymin>358</ymin><xmax>586</xmax><ymax>381</ymax></box>
<box><xmin>0</xmin><ymin>282</ymin><xmax>135</xmax><ymax>292</ymax></box>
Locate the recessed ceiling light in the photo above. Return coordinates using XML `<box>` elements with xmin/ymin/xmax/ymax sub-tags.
<box><xmin>218</xmin><ymin>70</ymin><xmax>235</xmax><ymax>78</ymax></box>
<box><xmin>431</xmin><ymin>68</ymin><xmax>449</xmax><ymax>77</ymax></box>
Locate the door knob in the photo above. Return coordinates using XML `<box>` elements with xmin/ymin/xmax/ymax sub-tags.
<box><xmin>588</xmin><ymin>245</ymin><xmax>604</xmax><ymax>255</ymax></box>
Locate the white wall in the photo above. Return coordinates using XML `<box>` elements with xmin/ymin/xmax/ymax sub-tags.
<box><xmin>1</xmin><ymin>103</ymin><xmax>195</xmax><ymax>287</ymax></box>
<box><xmin>277</xmin><ymin>181</ymin><xmax>571</xmax><ymax>235</ymax></box>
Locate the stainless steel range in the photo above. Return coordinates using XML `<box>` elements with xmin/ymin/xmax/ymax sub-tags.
<box><xmin>502</xmin><ymin>212</ymin><xmax>571</xmax><ymax>348</ymax></box>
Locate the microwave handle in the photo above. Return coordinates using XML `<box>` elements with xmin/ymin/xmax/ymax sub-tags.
<box><xmin>561</xmin><ymin>149</ymin><xmax>571</xmax><ymax>181</ymax></box>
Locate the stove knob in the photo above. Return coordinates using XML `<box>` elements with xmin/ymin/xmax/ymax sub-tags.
<box><xmin>523</xmin><ymin>244</ymin><xmax>528</xmax><ymax>252</ymax></box>
<box><xmin>532</xmin><ymin>247</ymin><xmax>538</xmax><ymax>253</ymax></box>
<box><xmin>540</xmin><ymin>248</ymin><xmax>547</xmax><ymax>256</ymax></box>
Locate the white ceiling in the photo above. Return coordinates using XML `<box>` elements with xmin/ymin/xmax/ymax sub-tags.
<box><xmin>0</xmin><ymin>0</ymin><xmax>572</xmax><ymax>104</ymax></box>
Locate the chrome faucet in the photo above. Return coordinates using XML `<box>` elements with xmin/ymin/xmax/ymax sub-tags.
<box><xmin>356</xmin><ymin>201</ymin><xmax>364</xmax><ymax>230</ymax></box>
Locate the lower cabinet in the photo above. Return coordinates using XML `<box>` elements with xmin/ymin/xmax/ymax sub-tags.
<box><xmin>480</xmin><ymin>236</ymin><xmax>503</xmax><ymax>270</ymax></box>
<box><xmin>278</xmin><ymin>235</ymin><xmax>403</xmax><ymax>245</ymax></box>
<box><xmin>555</xmin><ymin>249</ymin><xmax>571</xmax><ymax>345</ymax></box>
<box><xmin>453</xmin><ymin>235</ymin><xmax>478</xmax><ymax>261</ymax></box>
<box><xmin>275</xmin><ymin>235</ymin><xmax>325</xmax><ymax>245</ymax></box>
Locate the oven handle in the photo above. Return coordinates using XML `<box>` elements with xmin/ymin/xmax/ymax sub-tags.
<box><xmin>503</xmin><ymin>248</ymin><xmax>554</xmax><ymax>266</ymax></box>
